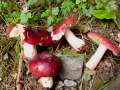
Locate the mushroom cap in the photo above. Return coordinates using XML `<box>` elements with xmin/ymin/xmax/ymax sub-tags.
<box><xmin>6</xmin><ymin>24</ymin><xmax>25</xmax><ymax>37</ymax></box>
<box><xmin>28</xmin><ymin>52</ymin><xmax>61</xmax><ymax>77</ymax></box>
<box><xmin>6</xmin><ymin>24</ymin><xmax>16</xmax><ymax>34</ymax></box>
<box><xmin>88</xmin><ymin>32</ymin><xmax>120</xmax><ymax>56</ymax></box>
<box><xmin>51</xmin><ymin>16</ymin><xmax>77</xmax><ymax>40</ymax></box>
<box><xmin>23</xmin><ymin>28</ymin><xmax>57</xmax><ymax>46</ymax></box>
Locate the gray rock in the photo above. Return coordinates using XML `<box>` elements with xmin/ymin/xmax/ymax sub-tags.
<box><xmin>59</xmin><ymin>56</ymin><xmax>84</xmax><ymax>80</ymax></box>
<box><xmin>64</xmin><ymin>79</ymin><xmax>77</xmax><ymax>87</ymax></box>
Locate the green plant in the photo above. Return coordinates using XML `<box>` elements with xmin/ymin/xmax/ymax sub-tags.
<box><xmin>40</xmin><ymin>0</ymin><xmax>76</xmax><ymax>26</ymax></box>
<box><xmin>77</xmin><ymin>0</ymin><xmax>92</xmax><ymax>17</ymax></box>
<box><xmin>0</xmin><ymin>0</ymin><xmax>118</xmax><ymax>28</ymax></box>
<box><xmin>61</xmin><ymin>0</ymin><xmax>75</xmax><ymax>15</ymax></box>
<box><xmin>91</xmin><ymin>0</ymin><xmax>117</xmax><ymax>20</ymax></box>
<box><xmin>20</xmin><ymin>12</ymin><xmax>32</xmax><ymax>24</ymax></box>
<box><xmin>0</xmin><ymin>1</ymin><xmax>21</xmax><ymax>24</ymax></box>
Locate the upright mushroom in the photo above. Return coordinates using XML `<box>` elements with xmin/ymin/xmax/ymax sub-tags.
<box><xmin>51</xmin><ymin>16</ymin><xmax>85</xmax><ymax>51</ymax></box>
<box><xmin>6</xmin><ymin>24</ymin><xmax>57</xmax><ymax>58</ymax></box>
<box><xmin>86</xmin><ymin>32</ymin><xmax>120</xmax><ymax>70</ymax></box>
<box><xmin>28</xmin><ymin>52</ymin><xmax>61</xmax><ymax>88</ymax></box>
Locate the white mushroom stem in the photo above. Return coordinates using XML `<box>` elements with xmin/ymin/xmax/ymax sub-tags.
<box><xmin>23</xmin><ymin>42</ymin><xmax>37</xmax><ymax>59</ymax></box>
<box><xmin>86</xmin><ymin>44</ymin><xmax>107</xmax><ymax>70</ymax></box>
<box><xmin>64</xmin><ymin>28</ymin><xmax>85</xmax><ymax>51</ymax></box>
<box><xmin>38</xmin><ymin>77</ymin><xmax>53</xmax><ymax>88</ymax></box>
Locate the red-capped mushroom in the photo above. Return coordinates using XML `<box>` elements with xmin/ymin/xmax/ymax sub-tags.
<box><xmin>6</xmin><ymin>24</ymin><xmax>57</xmax><ymax>58</ymax></box>
<box><xmin>86</xmin><ymin>32</ymin><xmax>120</xmax><ymax>70</ymax></box>
<box><xmin>51</xmin><ymin>16</ymin><xmax>77</xmax><ymax>41</ymax></box>
<box><xmin>28</xmin><ymin>52</ymin><xmax>61</xmax><ymax>88</ymax></box>
<box><xmin>51</xmin><ymin>16</ymin><xmax>85</xmax><ymax>50</ymax></box>
<box><xmin>23</xmin><ymin>28</ymin><xmax>57</xmax><ymax>58</ymax></box>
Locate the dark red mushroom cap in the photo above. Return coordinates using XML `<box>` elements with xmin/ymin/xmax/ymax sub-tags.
<box><xmin>52</xmin><ymin>16</ymin><xmax>77</xmax><ymax>37</ymax></box>
<box><xmin>23</xmin><ymin>28</ymin><xmax>58</xmax><ymax>46</ymax></box>
<box><xmin>88</xmin><ymin>32</ymin><xmax>120</xmax><ymax>56</ymax></box>
<box><xmin>28</xmin><ymin>52</ymin><xmax>61</xmax><ymax>77</ymax></box>
<box><xmin>6</xmin><ymin>24</ymin><xmax>16</xmax><ymax>34</ymax></box>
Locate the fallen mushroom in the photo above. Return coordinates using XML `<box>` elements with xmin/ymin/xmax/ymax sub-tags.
<box><xmin>28</xmin><ymin>52</ymin><xmax>61</xmax><ymax>88</ymax></box>
<box><xmin>86</xmin><ymin>32</ymin><xmax>120</xmax><ymax>70</ymax></box>
<box><xmin>6</xmin><ymin>24</ymin><xmax>57</xmax><ymax>58</ymax></box>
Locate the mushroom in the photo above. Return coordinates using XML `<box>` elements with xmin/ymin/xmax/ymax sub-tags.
<box><xmin>28</xmin><ymin>52</ymin><xmax>61</xmax><ymax>88</ymax></box>
<box><xmin>51</xmin><ymin>16</ymin><xmax>85</xmax><ymax>50</ymax></box>
<box><xmin>51</xmin><ymin>16</ymin><xmax>77</xmax><ymax>41</ymax></box>
<box><xmin>86</xmin><ymin>32</ymin><xmax>120</xmax><ymax>70</ymax></box>
<box><xmin>6</xmin><ymin>24</ymin><xmax>57</xmax><ymax>58</ymax></box>
<box><xmin>6</xmin><ymin>24</ymin><xmax>25</xmax><ymax>39</ymax></box>
<box><xmin>6</xmin><ymin>24</ymin><xmax>34</xmax><ymax>58</ymax></box>
<box><xmin>64</xmin><ymin>28</ymin><xmax>85</xmax><ymax>51</ymax></box>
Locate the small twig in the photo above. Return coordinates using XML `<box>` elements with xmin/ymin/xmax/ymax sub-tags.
<box><xmin>16</xmin><ymin>0</ymin><xmax>28</xmax><ymax>90</ymax></box>
<box><xmin>16</xmin><ymin>51</ymin><xmax>24</xmax><ymax>90</ymax></box>
<box><xmin>89</xmin><ymin>74</ymin><xmax>95</xmax><ymax>90</ymax></box>
<box><xmin>79</xmin><ymin>75</ymin><xmax>84</xmax><ymax>90</ymax></box>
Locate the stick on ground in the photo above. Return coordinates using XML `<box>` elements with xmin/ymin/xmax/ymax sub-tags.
<box><xmin>16</xmin><ymin>51</ymin><xmax>24</xmax><ymax>90</ymax></box>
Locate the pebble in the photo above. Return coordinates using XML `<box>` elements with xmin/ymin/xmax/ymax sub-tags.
<box><xmin>3</xmin><ymin>53</ymin><xmax>9</xmax><ymax>60</ymax></box>
<box><xmin>0</xmin><ymin>77</ymin><xmax>2</xmax><ymax>81</ymax></box>
<box><xmin>64</xmin><ymin>79</ymin><xmax>77</xmax><ymax>87</ymax></box>
<box><xmin>59</xmin><ymin>56</ymin><xmax>84</xmax><ymax>80</ymax></box>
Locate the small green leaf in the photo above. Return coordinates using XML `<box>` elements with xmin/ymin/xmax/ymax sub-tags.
<box><xmin>52</xmin><ymin>7</ymin><xmax>59</xmax><ymax>15</ymax></box>
<box><xmin>61</xmin><ymin>0</ymin><xmax>75</xmax><ymax>14</ymax></box>
<box><xmin>76</xmin><ymin>0</ymin><xmax>80</xmax><ymax>4</ymax></box>
<box><xmin>41</xmin><ymin>9</ymin><xmax>51</xmax><ymax>18</ymax></box>
<box><xmin>91</xmin><ymin>9</ymin><xmax>116</xmax><ymax>19</ymax></box>
<box><xmin>0</xmin><ymin>2</ymin><xmax>7</xmax><ymax>10</ymax></box>
<box><xmin>55</xmin><ymin>16</ymin><xmax>63</xmax><ymax>24</ymax></box>
<box><xmin>20</xmin><ymin>12</ymin><xmax>31</xmax><ymax>23</ymax></box>
<box><xmin>47</xmin><ymin>16</ymin><xmax>54</xmax><ymax>26</ymax></box>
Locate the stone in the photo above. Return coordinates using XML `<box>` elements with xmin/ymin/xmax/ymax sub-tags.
<box><xmin>59</xmin><ymin>56</ymin><xmax>84</xmax><ymax>80</ymax></box>
<box><xmin>3</xmin><ymin>53</ymin><xmax>9</xmax><ymax>60</ymax></box>
<box><xmin>64</xmin><ymin>79</ymin><xmax>77</xmax><ymax>87</ymax></box>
